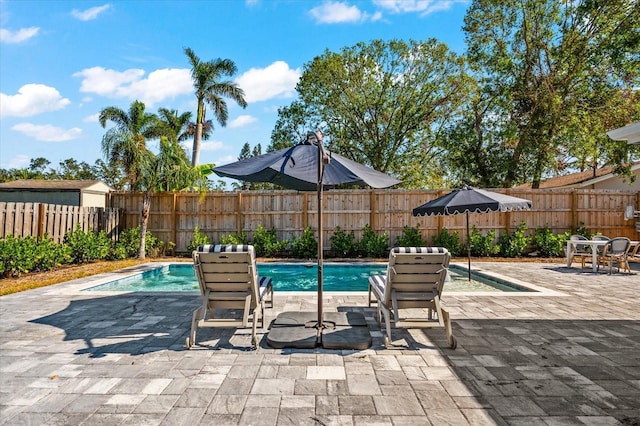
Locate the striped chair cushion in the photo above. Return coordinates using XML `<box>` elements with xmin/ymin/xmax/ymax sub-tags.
<box><xmin>258</xmin><ymin>276</ymin><xmax>273</xmax><ymax>297</ymax></box>
<box><xmin>392</xmin><ymin>247</ymin><xmax>448</xmax><ymax>254</ymax></box>
<box><xmin>197</xmin><ymin>244</ymin><xmax>252</xmax><ymax>253</ymax></box>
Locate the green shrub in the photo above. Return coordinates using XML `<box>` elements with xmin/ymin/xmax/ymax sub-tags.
<box><xmin>106</xmin><ymin>244</ymin><xmax>128</xmax><ymax>260</ymax></box>
<box><xmin>144</xmin><ymin>233</ymin><xmax>164</xmax><ymax>257</ymax></box>
<box><xmin>186</xmin><ymin>226</ymin><xmax>210</xmax><ymax>253</ymax></box>
<box><xmin>395</xmin><ymin>224</ymin><xmax>424</xmax><ymax>247</ymax></box>
<box><xmin>112</xmin><ymin>226</ymin><xmax>163</xmax><ymax>258</ymax></box>
<box><xmin>252</xmin><ymin>224</ymin><xmax>288</xmax><ymax>257</ymax></box>
<box><xmin>32</xmin><ymin>234</ymin><xmax>69</xmax><ymax>271</ymax></box>
<box><xmin>0</xmin><ymin>234</ymin><xmax>71</xmax><ymax>277</ymax></box>
<box><xmin>533</xmin><ymin>226</ymin><xmax>566</xmax><ymax>257</ymax></box>
<box><xmin>498</xmin><ymin>222</ymin><xmax>531</xmax><ymax>258</ymax></box>
<box><xmin>63</xmin><ymin>225</ymin><xmax>110</xmax><ymax>263</ymax></box>
<box><xmin>220</xmin><ymin>230</ymin><xmax>248</xmax><ymax>245</ymax></box>
<box><xmin>432</xmin><ymin>227</ymin><xmax>464</xmax><ymax>256</ymax></box>
<box><xmin>469</xmin><ymin>226</ymin><xmax>499</xmax><ymax>257</ymax></box>
<box><xmin>112</xmin><ymin>227</ymin><xmax>141</xmax><ymax>258</ymax></box>
<box><xmin>0</xmin><ymin>234</ymin><xmax>37</xmax><ymax>277</ymax></box>
<box><xmin>291</xmin><ymin>227</ymin><xmax>318</xmax><ymax>259</ymax></box>
<box><xmin>574</xmin><ymin>223</ymin><xmax>592</xmax><ymax>239</ymax></box>
<box><xmin>330</xmin><ymin>226</ymin><xmax>358</xmax><ymax>257</ymax></box>
<box><xmin>358</xmin><ymin>224</ymin><xmax>389</xmax><ymax>258</ymax></box>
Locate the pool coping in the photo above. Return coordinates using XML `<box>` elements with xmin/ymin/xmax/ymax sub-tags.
<box><xmin>56</xmin><ymin>261</ymin><xmax>566</xmax><ymax>298</ymax></box>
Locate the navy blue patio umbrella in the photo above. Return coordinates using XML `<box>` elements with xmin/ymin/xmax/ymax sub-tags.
<box><xmin>213</xmin><ymin>131</ymin><xmax>400</xmax><ymax>340</ymax></box>
<box><xmin>412</xmin><ymin>186</ymin><xmax>532</xmax><ymax>280</ymax></box>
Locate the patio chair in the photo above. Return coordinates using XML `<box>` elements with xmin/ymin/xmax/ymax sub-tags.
<box><xmin>592</xmin><ymin>235</ymin><xmax>611</xmax><ymax>266</ymax></box>
<box><xmin>597</xmin><ymin>237</ymin><xmax>631</xmax><ymax>274</ymax></box>
<box><xmin>628</xmin><ymin>243</ymin><xmax>640</xmax><ymax>263</ymax></box>
<box><xmin>568</xmin><ymin>235</ymin><xmax>591</xmax><ymax>268</ymax></box>
<box><xmin>186</xmin><ymin>244</ymin><xmax>273</xmax><ymax>349</ymax></box>
<box><xmin>368</xmin><ymin>247</ymin><xmax>455</xmax><ymax>349</ymax></box>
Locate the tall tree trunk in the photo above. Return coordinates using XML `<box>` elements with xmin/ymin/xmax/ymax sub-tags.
<box><xmin>505</xmin><ymin>134</ymin><xmax>526</xmax><ymax>188</ymax></box>
<box><xmin>138</xmin><ymin>192</ymin><xmax>151</xmax><ymax>259</ymax></box>
<box><xmin>191</xmin><ymin>122</ymin><xmax>203</xmax><ymax>166</ymax></box>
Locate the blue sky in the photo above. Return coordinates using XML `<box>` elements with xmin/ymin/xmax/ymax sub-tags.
<box><xmin>0</xmin><ymin>0</ymin><xmax>469</xmax><ymax>174</ymax></box>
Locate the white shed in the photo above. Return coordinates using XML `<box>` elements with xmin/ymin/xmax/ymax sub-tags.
<box><xmin>0</xmin><ymin>180</ymin><xmax>113</xmax><ymax>208</ymax></box>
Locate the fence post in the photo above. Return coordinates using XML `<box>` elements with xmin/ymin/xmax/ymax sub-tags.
<box><xmin>171</xmin><ymin>193</ymin><xmax>177</xmax><ymax>246</ymax></box>
<box><xmin>437</xmin><ymin>190</ymin><xmax>444</xmax><ymax>233</ymax></box>
<box><xmin>37</xmin><ymin>203</ymin><xmax>45</xmax><ymax>240</ymax></box>
<box><xmin>236</xmin><ymin>192</ymin><xmax>243</xmax><ymax>235</ymax></box>
<box><xmin>505</xmin><ymin>189</ymin><xmax>512</xmax><ymax>234</ymax></box>
<box><xmin>97</xmin><ymin>208</ymin><xmax>103</xmax><ymax>233</ymax></box>
<box><xmin>370</xmin><ymin>190</ymin><xmax>376</xmax><ymax>232</ymax></box>
<box><xmin>571</xmin><ymin>190</ymin><xmax>578</xmax><ymax>231</ymax></box>
<box><xmin>302</xmin><ymin>193</ymin><xmax>308</xmax><ymax>230</ymax></box>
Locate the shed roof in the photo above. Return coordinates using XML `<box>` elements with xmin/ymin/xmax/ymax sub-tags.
<box><xmin>0</xmin><ymin>179</ymin><xmax>113</xmax><ymax>192</ymax></box>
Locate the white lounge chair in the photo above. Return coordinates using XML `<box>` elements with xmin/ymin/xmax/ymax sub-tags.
<box><xmin>368</xmin><ymin>247</ymin><xmax>455</xmax><ymax>349</ymax></box>
<box><xmin>187</xmin><ymin>244</ymin><xmax>273</xmax><ymax>349</ymax></box>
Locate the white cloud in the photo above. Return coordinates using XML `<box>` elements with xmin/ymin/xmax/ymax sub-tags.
<box><xmin>0</xmin><ymin>26</ymin><xmax>39</xmax><ymax>43</ymax></box>
<box><xmin>73</xmin><ymin>66</ymin><xmax>192</xmax><ymax>106</ymax></box>
<box><xmin>309</xmin><ymin>1</ymin><xmax>381</xmax><ymax>24</ymax></box>
<box><xmin>201</xmin><ymin>140</ymin><xmax>225</xmax><ymax>151</ymax></box>
<box><xmin>83</xmin><ymin>113</ymin><xmax>100</xmax><ymax>123</ymax></box>
<box><xmin>6</xmin><ymin>154</ymin><xmax>30</xmax><ymax>169</ymax></box>
<box><xmin>11</xmin><ymin>123</ymin><xmax>82</xmax><ymax>142</ymax></box>
<box><xmin>236</xmin><ymin>61</ymin><xmax>300</xmax><ymax>103</ymax></box>
<box><xmin>229</xmin><ymin>115</ymin><xmax>257</xmax><ymax>128</ymax></box>
<box><xmin>71</xmin><ymin>4</ymin><xmax>111</xmax><ymax>21</ymax></box>
<box><xmin>373</xmin><ymin>0</ymin><xmax>464</xmax><ymax>15</ymax></box>
<box><xmin>214</xmin><ymin>154</ymin><xmax>238</xmax><ymax>167</ymax></box>
<box><xmin>0</xmin><ymin>84</ymin><xmax>70</xmax><ymax>117</ymax></box>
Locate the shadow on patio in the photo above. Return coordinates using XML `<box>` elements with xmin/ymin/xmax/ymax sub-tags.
<box><xmin>407</xmin><ymin>317</ymin><xmax>640</xmax><ymax>425</ymax></box>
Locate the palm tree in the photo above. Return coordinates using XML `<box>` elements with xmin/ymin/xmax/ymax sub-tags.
<box><xmin>156</xmin><ymin>107</ymin><xmax>216</xmax><ymax>191</ymax></box>
<box><xmin>184</xmin><ymin>47</ymin><xmax>247</xmax><ymax>166</ymax></box>
<box><xmin>136</xmin><ymin>136</ymin><xmax>212</xmax><ymax>259</ymax></box>
<box><xmin>157</xmin><ymin>108</ymin><xmax>195</xmax><ymax>143</ymax></box>
<box><xmin>99</xmin><ymin>101</ymin><xmax>160</xmax><ymax>191</ymax></box>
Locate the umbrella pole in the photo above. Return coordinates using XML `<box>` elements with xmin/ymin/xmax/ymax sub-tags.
<box><xmin>466</xmin><ymin>211</ymin><xmax>471</xmax><ymax>281</ymax></box>
<box><xmin>317</xmin><ymin>143</ymin><xmax>324</xmax><ymax>330</ymax></box>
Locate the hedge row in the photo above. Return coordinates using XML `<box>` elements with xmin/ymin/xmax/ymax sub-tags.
<box><xmin>1</xmin><ymin>222</ymin><xmax>581</xmax><ymax>278</ymax></box>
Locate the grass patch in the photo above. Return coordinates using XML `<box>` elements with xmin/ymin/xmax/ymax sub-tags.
<box><xmin>0</xmin><ymin>258</ymin><xmax>187</xmax><ymax>296</ymax></box>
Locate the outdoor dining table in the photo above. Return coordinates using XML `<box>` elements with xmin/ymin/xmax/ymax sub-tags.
<box><xmin>566</xmin><ymin>239</ymin><xmax>609</xmax><ymax>273</ymax></box>
<box><xmin>566</xmin><ymin>239</ymin><xmax>639</xmax><ymax>273</ymax></box>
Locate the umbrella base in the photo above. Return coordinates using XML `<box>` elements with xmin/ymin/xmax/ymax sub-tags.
<box><xmin>266</xmin><ymin>311</ymin><xmax>371</xmax><ymax>350</ymax></box>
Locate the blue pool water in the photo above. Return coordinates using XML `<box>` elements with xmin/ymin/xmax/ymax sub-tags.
<box><xmin>85</xmin><ymin>263</ymin><xmax>532</xmax><ymax>293</ymax></box>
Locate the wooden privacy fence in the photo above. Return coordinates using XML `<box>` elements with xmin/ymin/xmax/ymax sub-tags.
<box><xmin>109</xmin><ymin>189</ymin><xmax>639</xmax><ymax>254</ymax></box>
<box><xmin>0</xmin><ymin>202</ymin><xmax>121</xmax><ymax>243</ymax></box>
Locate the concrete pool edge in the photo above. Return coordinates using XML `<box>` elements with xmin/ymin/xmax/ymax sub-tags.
<box><xmin>50</xmin><ymin>261</ymin><xmax>567</xmax><ymax>297</ymax></box>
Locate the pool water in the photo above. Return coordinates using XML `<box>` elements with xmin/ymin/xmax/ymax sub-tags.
<box><xmin>85</xmin><ymin>263</ymin><xmax>531</xmax><ymax>293</ymax></box>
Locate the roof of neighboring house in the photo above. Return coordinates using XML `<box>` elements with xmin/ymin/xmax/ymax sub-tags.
<box><xmin>0</xmin><ymin>179</ymin><xmax>113</xmax><ymax>192</ymax></box>
<box><xmin>516</xmin><ymin>162</ymin><xmax>640</xmax><ymax>189</ymax></box>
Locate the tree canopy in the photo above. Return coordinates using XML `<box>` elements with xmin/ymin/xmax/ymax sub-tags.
<box><xmin>184</xmin><ymin>47</ymin><xmax>247</xmax><ymax>166</ymax></box>
<box><xmin>460</xmin><ymin>0</ymin><xmax>640</xmax><ymax>187</ymax></box>
<box><xmin>3</xmin><ymin>8</ymin><xmax>639</xmax><ymax>191</ymax></box>
<box><xmin>277</xmin><ymin>39</ymin><xmax>469</xmax><ymax>189</ymax></box>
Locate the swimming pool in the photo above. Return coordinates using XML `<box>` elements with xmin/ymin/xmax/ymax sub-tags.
<box><xmin>84</xmin><ymin>262</ymin><xmax>534</xmax><ymax>293</ymax></box>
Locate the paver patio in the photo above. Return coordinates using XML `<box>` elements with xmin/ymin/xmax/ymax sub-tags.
<box><xmin>1</xmin><ymin>261</ymin><xmax>639</xmax><ymax>425</ymax></box>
